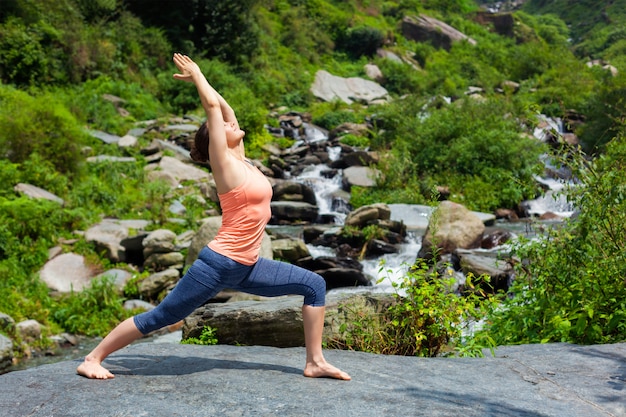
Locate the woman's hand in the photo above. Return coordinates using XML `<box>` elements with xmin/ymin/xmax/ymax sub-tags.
<box><xmin>172</xmin><ymin>53</ymin><xmax>201</xmax><ymax>83</ymax></box>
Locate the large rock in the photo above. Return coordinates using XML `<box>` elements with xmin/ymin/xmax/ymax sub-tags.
<box><xmin>182</xmin><ymin>291</ymin><xmax>392</xmax><ymax>347</ymax></box>
<box><xmin>474</xmin><ymin>11</ymin><xmax>515</xmax><ymax>37</ymax></box>
<box><xmin>138</xmin><ymin>268</ymin><xmax>181</xmax><ymax>299</ymax></box>
<box><xmin>85</xmin><ymin>220</ymin><xmax>129</xmax><ymax>263</ymax></box>
<box><xmin>272</xmin><ymin>180</ymin><xmax>317</xmax><ymax>205</ymax></box>
<box><xmin>270</xmin><ymin>201</ymin><xmax>319</xmax><ymax>223</ymax></box>
<box><xmin>1</xmin><ymin>342</ymin><xmax>625</xmax><ymax>416</ymax></box>
<box><xmin>342</xmin><ymin>166</ymin><xmax>381</xmax><ymax>188</ymax></box>
<box><xmin>401</xmin><ymin>14</ymin><xmax>477</xmax><ymax>51</ymax></box>
<box><xmin>151</xmin><ymin>156</ymin><xmax>211</xmax><ymax>186</ymax></box>
<box><xmin>39</xmin><ymin>253</ymin><xmax>96</xmax><ymax>293</ymax></box>
<box><xmin>13</xmin><ymin>183</ymin><xmax>64</xmax><ymax>205</ymax></box>
<box><xmin>311</xmin><ymin>70</ymin><xmax>390</xmax><ymax>105</ymax></box>
<box><xmin>271</xmin><ymin>238</ymin><xmax>311</xmax><ymax>263</ymax></box>
<box><xmin>418</xmin><ymin>201</ymin><xmax>485</xmax><ymax>260</ymax></box>
<box><xmin>344</xmin><ymin>203</ymin><xmax>391</xmax><ymax>227</ymax></box>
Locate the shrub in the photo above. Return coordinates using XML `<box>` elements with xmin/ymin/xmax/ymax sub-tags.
<box><xmin>0</xmin><ymin>85</ymin><xmax>87</xmax><ymax>176</ymax></box>
<box><xmin>52</xmin><ymin>276</ymin><xmax>136</xmax><ymax>337</ymax></box>
<box><xmin>181</xmin><ymin>326</ymin><xmax>219</xmax><ymax>346</ymax></box>
<box><xmin>327</xmin><ymin>259</ymin><xmax>498</xmax><ymax>357</ymax></box>
<box><xmin>337</xmin><ymin>26</ymin><xmax>385</xmax><ymax>59</ymax></box>
<box><xmin>368</xmin><ymin>97</ymin><xmax>545</xmax><ymax>211</ymax></box>
<box><xmin>480</xmin><ymin>135</ymin><xmax>626</xmax><ymax>345</ymax></box>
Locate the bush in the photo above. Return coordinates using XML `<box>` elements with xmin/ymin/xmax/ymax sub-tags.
<box><xmin>327</xmin><ymin>259</ymin><xmax>498</xmax><ymax>357</ymax></box>
<box><xmin>337</xmin><ymin>26</ymin><xmax>385</xmax><ymax>59</ymax></box>
<box><xmin>59</xmin><ymin>75</ymin><xmax>165</xmax><ymax>136</ymax></box>
<box><xmin>52</xmin><ymin>276</ymin><xmax>136</xmax><ymax>337</ymax></box>
<box><xmin>368</xmin><ymin>97</ymin><xmax>545</xmax><ymax>211</ymax></box>
<box><xmin>0</xmin><ymin>85</ymin><xmax>87</xmax><ymax>176</ymax></box>
<box><xmin>480</xmin><ymin>135</ymin><xmax>626</xmax><ymax>345</ymax></box>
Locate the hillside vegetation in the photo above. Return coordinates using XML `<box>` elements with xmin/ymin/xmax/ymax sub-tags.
<box><xmin>0</xmin><ymin>0</ymin><xmax>625</xmax><ymax>356</ymax></box>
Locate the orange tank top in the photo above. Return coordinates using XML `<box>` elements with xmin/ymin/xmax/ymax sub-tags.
<box><xmin>208</xmin><ymin>160</ymin><xmax>273</xmax><ymax>265</ymax></box>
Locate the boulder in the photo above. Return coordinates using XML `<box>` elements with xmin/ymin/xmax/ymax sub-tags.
<box><xmin>13</xmin><ymin>183</ymin><xmax>64</xmax><ymax>205</ymax></box>
<box><xmin>310</xmin><ymin>70</ymin><xmax>390</xmax><ymax>105</ymax></box>
<box><xmin>138</xmin><ymin>268</ymin><xmax>181</xmax><ymax>299</ymax></box>
<box><xmin>270</xmin><ymin>201</ymin><xmax>319</xmax><ymax>223</ymax></box>
<box><xmin>142</xmin><ymin>229</ymin><xmax>178</xmax><ymax>257</ymax></box>
<box><xmin>182</xmin><ymin>290</ymin><xmax>392</xmax><ymax>347</ymax></box>
<box><xmin>16</xmin><ymin>320</ymin><xmax>42</xmax><ymax>343</ymax></box>
<box><xmin>39</xmin><ymin>253</ymin><xmax>96</xmax><ymax>293</ymax></box>
<box><xmin>401</xmin><ymin>14</ymin><xmax>476</xmax><ymax>51</ymax></box>
<box><xmin>331</xmin><ymin>151</ymin><xmax>379</xmax><ymax>169</ymax></box>
<box><xmin>85</xmin><ymin>220</ymin><xmax>129</xmax><ymax>263</ymax></box>
<box><xmin>154</xmin><ymin>156</ymin><xmax>210</xmax><ymax>186</ymax></box>
<box><xmin>342</xmin><ymin>166</ymin><xmax>381</xmax><ymax>188</ymax></box>
<box><xmin>418</xmin><ymin>201</ymin><xmax>485</xmax><ymax>260</ymax></box>
<box><xmin>454</xmin><ymin>249</ymin><xmax>514</xmax><ymax>292</ymax></box>
<box><xmin>345</xmin><ymin>203</ymin><xmax>391</xmax><ymax>227</ymax></box>
<box><xmin>271</xmin><ymin>238</ymin><xmax>311</xmax><ymax>262</ymax></box>
<box><xmin>474</xmin><ymin>11</ymin><xmax>515</xmax><ymax>37</ymax></box>
<box><xmin>272</xmin><ymin>180</ymin><xmax>317</xmax><ymax>205</ymax></box>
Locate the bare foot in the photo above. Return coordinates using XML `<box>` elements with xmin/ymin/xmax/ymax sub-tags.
<box><xmin>304</xmin><ymin>360</ymin><xmax>351</xmax><ymax>380</ymax></box>
<box><xmin>76</xmin><ymin>356</ymin><xmax>115</xmax><ymax>379</ymax></box>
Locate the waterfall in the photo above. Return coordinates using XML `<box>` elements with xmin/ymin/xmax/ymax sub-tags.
<box><xmin>522</xmin><ymin>115</ymin><xmax>577</xmax><ymax>218</ymax></box>
<box><xmin>280</xmin><ymin>124</ymin><xmax>421</xmax><ymax>290</ymax></box>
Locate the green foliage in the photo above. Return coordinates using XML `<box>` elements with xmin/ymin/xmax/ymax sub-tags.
<box><xmin>339</xmin><ymin>133</ymin><xmax>370</xmax><ymax>148</ymax></box>
<box><xmin>189</xmin><ymin>0</ymin><xmax>261</xmax><ymax>66</ymax></box>
<box><xmin>522</xmin><ymin>0</ymin><xmax>626</xmax><ymax>56</ymax></box>
<box><xmin>337</xmin><ymin>26</ymin><xmax>385</xmax><ymax>59</ymax></box>
<box><xmin>0</xmin><ymin>257</ymin><xmax>56</xmax><ymax>326</ymax></box>
<box><xmin>578</xmin><ymin>71</ymin><xmax>626</xmax><ymax>153</ymax></box>
<box><xmin>327</xmin><ymin>259</ymin><xmax>498</xmax><ymax>357</ymax></box>
<box><xmin>310</xmin><ymin>102</ymin><xmax>362</xmax><ymax>130</ymax></box>
<box><xmin>58</xmin><ymin>75</ymin><xmax>165</xmax><ymax>136</ymax></box>
<box><xmin>0</xmin><ymin>85</ymin><xmax>87</xmax><ymax>176</ymax></box>
<box><xmin>0</xmin><ymin>197</ymin><xmax>67</xmax><ymax>250</ymax></box>
<box><xmin>181</xmin><ymin>326</ymin><xmax>219</xmax><ymax>346</ymax></box>
<box><xmin>377</xmin><ymin>58</ymin><xmax>426</xmax><ymax>95</ymax></box>
<box><xmin>52</xmin><ymin>276</ymin><xmax>136</xmax><ymax>337</ymax></box>
<box><xmin>480</xmin><ymin>136</ymin><xmax>626</xmax><ymax>345</ymax></box>
<box><xmin>369</xmin><ymin>97</ymin><xmax>545</xmax><ymax>211</ymax></box>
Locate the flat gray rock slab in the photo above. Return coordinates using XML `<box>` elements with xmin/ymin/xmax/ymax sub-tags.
<box><xmin>0</xmin><ymin>342</ymin><xmax>624</xmax><ymax>417</ymax></box>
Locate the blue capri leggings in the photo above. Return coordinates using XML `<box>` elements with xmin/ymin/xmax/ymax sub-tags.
<box><xmin>134</xmin><ymin>246</ymin><xmax>326</xmax><ymax>335</ymax></box>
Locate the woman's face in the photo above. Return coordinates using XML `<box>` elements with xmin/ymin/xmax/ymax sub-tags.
<box><xmin>224</xmin><ymin>121</ymin><xmax>245</xmax><ymax>143</ymax></box>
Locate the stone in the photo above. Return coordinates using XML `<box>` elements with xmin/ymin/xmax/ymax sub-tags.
<box><xmin>270</xmin><ymin>201</ymin><xmax>319</xmax><ymax>223</ymax></box>
<box><xmin>13</xmin><ymin>183</ymin><xmax>64</xmax><ymax>205</ymax></box>
<box><xmin>142</xmin><ymin>229</ymin><xmax>177</xmax><ymax>256</ymax></box>
<box><xmin>39</xmin><ymin>253</ymin><xmax>96</xmax><ymax>293</ymax></box>
<box><xmin>138</xmin><ymin>268</ymin><xmax>180</xmax><ymax>299</ymax></box>
<box><xmin>16</xmin><ymin>320</ymin><xmax>41</xmax><ymax>343</ymax></box>
<box><xmin>157</xmin><ymin>156</ymin><xmax>210</xmax><ymax>184</ymax></box>
<box><xmin>342</xmin><ymin>166</ymin><xmax>381</xmax><ymax>188</ymax></box>
<box><xmin>401</xmin><ymin>14</ymin><xmax>476</xmax><ymax>51</ymax></box>
<box><xmin>418</xmin><ymin>201</ymin><xmax>486</xmax><ymax>260</ymax></box>
<box><xmin>271</xmin><ymin>238</ymin><xmax>311</xmax><ymax>262</ymax></box>
<box><xmin>1</xmin><ymin>342</ymin><xmax>625</xmax><ymax>416</ymax></box>
<box><xmin>310</xmin><ymin>70</ymin><xmax>390</xmax><ymax>105</ymax></box>
<box><xmin>94</xmin><ymin>269</ymin><xmax>133</xmax><ymax>293</ymax></box>
<box><xmin>344</xmin><ymin>203</ymin><xmax>391</xmax><ymax>227</ymax></box>
<box><xmin>84</xmin><ymin>220</ymin><xmax>129</xmax><ymax>263</ymax></box>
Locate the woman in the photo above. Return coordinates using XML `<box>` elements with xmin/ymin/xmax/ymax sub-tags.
<box><xmin>76</xmin><ymin>53</ymin><xmax>351</xmax><ymax>381</ymax></box>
